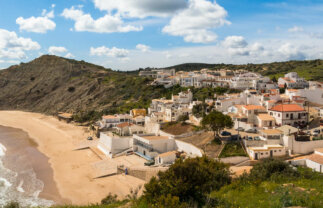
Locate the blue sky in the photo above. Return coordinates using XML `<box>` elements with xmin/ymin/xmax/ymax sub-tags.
<box><xmin>0</xmin><ymin>0</ymin><xmax>323</xmax><ymax>70</ymax></box>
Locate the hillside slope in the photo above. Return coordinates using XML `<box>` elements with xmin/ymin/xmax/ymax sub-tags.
<box><xmin>0</xmin><ymin>55</ymin><xmax>166</xmax><ymax>117</ymax></box>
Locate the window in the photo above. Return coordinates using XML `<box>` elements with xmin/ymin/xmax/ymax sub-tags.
<box><xmin>270</xmin><ymin>112</ymin><xmax>273</xmax><ymax>116</ymax></box>
<box><xmin>279</xmin><ymin>150</ymin><xmax>281</xmax><ymax>152</ymax></box>
<box><xmin>286</xmin><ymin>113</ymin><xmax>289</xmax><ymax>118</ymax></box>
<box><xmin>278</xmin><ymin>114</ymin><xmax>280</xmax><ymax>117</ymax></box>
<box><xmin>274</xmin><ymin>150</ymin><xmax>277</xmax><ymax>152</ymax></box>
<box><xmin>261</xmin><ymin>153</ymin><xmax>263</xmax><ymax>155</ymax></box>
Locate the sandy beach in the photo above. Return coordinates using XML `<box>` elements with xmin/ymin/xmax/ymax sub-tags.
<box><xmin>0</xmin><ymin>111</ymin><xmax>145</xmax><ymax>205</ymax></box>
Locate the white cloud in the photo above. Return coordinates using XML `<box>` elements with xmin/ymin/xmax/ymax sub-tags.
<box><xmin>48</xmin><ymin>46</ymin><xmax>68</xmax><ymax>55</ymax></box>
<box><xmin>65</xmin><ymin>53</ymin><xmax>75</xmax><ymax>58</ymax></box>
<box><xmin>16</xmin><ymin>9</ymin><xmax>56</xmax><ymax>33</ymax></box>
<box><xmin>93</xmin><ymin>0</ymin><xmax>187</xmax><ymax>18</ymax></box>
<box><xmin>61</xmin><ymin>6</ymin><xmax>142</xmax><ymax>33</ymax></box>
<box><xmin>136</xmin><ymin>44</ymin><xmax>150</xmax><ymax>52</ymax></box>
<box><xmin>0</xmin><ymin>29</ymin><xmax>40</xmax><ymax>59</ymax></box>
<box><xmin>288</xmin><ymin>26</ymin><xmax>304</xmax><ymax>33</ymax></box>
<box><xmin>90</xmin><ymin>46</ymin><xmax>129</xmax><ymax>58</ymax></box>
<box><xmin>162</xmin><ymin>0</ymin><xmax>230</xmax><ymax>43</ymax></box>
<box><xmin>223</xmin><ymin>36</ymin><xmax>248</xmax><ymax>48</ymax></box>
<box><xmin>278</xmin><ymin>43</ymin><xmax>306</xmax><ymax>60</ymax></box>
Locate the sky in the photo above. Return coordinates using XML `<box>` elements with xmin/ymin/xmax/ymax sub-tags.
<box><xmin>0</xmin><ymin>0</ymin><xmax>323</xmax><ymax>71</ymax></box>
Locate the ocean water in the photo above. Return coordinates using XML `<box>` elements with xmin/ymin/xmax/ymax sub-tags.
<box><xmin>0</xmin><ymin>137</ymin><xmax>54</xmax><ymax>207</ymax></box>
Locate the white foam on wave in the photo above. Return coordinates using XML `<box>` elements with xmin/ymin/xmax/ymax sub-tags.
<box><xmin>0</xmin><ymin>143</ymin><xmax>6</xmax><ymax>157</ymax></box>
<box><xmin>16</xmin><ymin>180</ymin><xmax>25</xmax><ymax>193</ymax></box>
<box><xmin>0</xmin><ymin>149</ymin><xmax>54</xmax><ymax>207</ymax></box>
<box><xmin>0</xmin><ymin>177</ymin><xmax>12</xmax><ymax>188</ymax></box>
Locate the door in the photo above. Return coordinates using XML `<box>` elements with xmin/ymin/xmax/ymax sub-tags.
<box><xmin>270</xmin><ymin>150</ymin><xmax>273</xmax><ymax>157</ymax></box>
<box><xmin>290</xmin><ymin>114</ymin><xmax>293</xmax><ymax>120</ymax></box>
<box><xmin>143</xmin><ymin>150</ymin><xmax>146</xmax><ymax>156</ymax></box>
<box><xmin>255</xmin><ymin>153</ymin><xmax>258</xmax><ymax>160</ymax></box>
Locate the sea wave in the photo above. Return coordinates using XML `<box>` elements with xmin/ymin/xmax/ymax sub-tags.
<box><xmin>0</xmin><ymin>142</ymin><xmax>54</xmax><ymax>207</ymax></box>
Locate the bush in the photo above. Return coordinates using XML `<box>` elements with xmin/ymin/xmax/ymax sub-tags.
<box><xmin>249</xmin><ymin>158</ymin><xmax>299</xmax><ymax>182</ymax></box>
<box><xmin>141</xmin><ymin>156</ymin><xmax>231</xmax><ymax>207</ymax></box>
<box><xmin>101</xmin><ymin>193</ymin><xmax>118</xmax><ymax>205</ymax></box>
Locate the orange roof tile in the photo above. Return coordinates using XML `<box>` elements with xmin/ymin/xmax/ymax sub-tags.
<box><xmin>243</xmin><ymin>105</ymin><xmax>266</xmax><ymax>111</ymax></box>
<box><xmin>270</xmin><ymin>104</ymin><xmax>305</xmax><ymax>112</ymax></box>
<box><xmin>257</xmin><ymin>114</ymin><xmax>275</xmax><ymax>121</ymax></box>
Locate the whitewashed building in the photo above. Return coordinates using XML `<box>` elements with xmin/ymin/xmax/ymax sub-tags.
<box><xmin>268</xmin><ymin>104</ymin><xmax>308</xmax><ymax>127</ymax></box>
<box><xmin>278</xmin><ymin>72</ymin><xmax>309</xmax><ymax>89</ymax></box>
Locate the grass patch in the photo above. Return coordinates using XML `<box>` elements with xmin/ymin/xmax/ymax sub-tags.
<box><xmin>219</xmin><ymin>142</ymin><xmax>247</xmax><ymax>158</ymax></box>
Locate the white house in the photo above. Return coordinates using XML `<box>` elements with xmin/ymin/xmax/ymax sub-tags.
<box><xmin>155</xmin><ymin>151</ymin><xmax>177</xmax><ymax>165</ymax></box>
<box><xmin>269</xmin><ymin>104</ymin><xmax>308</xmax><ymax>127</ymax></box>
<box><xmin>247</xmin><ymin>144</ymin><xmax>286</xmax><ymax>160</ymax></box>
<box><xmin>97</xmin><ymin>132</ymin><xmax>132</xmax><ymax>158</ymax></box>
<box><xmin>290</xmin><ymin>148</ymin><xmax>323</xmax><ymax>173</ymax></box>
<box><xmin>256</xmin><ymin>114</ymin><xmax>275</xmax><ymax>128</ymax></box>
<box><xmin>132</xmin><ymin>135</ymin><xmax>176</xmax><ymax>160</ymax></box>
<box><xmin>278</xmin><ymin>72</ymin><xmax>309</xmax><ymax>89</ymax></box>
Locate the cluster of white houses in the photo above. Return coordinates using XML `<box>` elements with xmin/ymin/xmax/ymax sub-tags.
<box><xmin>90</xmin><ymin>71</ymin><xmax>323</xmax><ymax>170</ymax></box>
<box><xmin>141</xmin><ymin>68</ymin><xmax>280</xmax><ymax>90</ymax></box>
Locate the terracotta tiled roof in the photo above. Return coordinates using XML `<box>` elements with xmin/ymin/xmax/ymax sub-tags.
<box><xmin>257</xmin><ymin>114</ymin><xmax>275</xmax><ymax>121</ymax></box>
<box><xmin>270</xmin><ymin>104</ymin><xmax>305</xmax><ymax>112</ymax></box>
<box><xmin>243</xmin><ymin>105</ymin><xmax>266</xmax><ymax>111</ymax></box>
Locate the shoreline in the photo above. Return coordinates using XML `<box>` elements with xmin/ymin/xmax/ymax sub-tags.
<box><xmin>0</xmin><ymin>111</ymin><xmax>145</xmax><ymax>205</ymax></box>
<box><xmin>0</xmin><ymin>125</ymin><xmax>68</xmax><ymax>205</ymax></box>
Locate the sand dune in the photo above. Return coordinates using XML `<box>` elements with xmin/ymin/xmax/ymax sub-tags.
<box><xmin>0</xmin><ymin>111</ymin><xmax>145</xmax><ymax>205</ymax></box>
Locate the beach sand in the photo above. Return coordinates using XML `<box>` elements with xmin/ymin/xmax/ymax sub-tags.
<box><xmin>0</xmin><ymin>111</ymin><xmax>145</xmax><ymax>205</ymax></box>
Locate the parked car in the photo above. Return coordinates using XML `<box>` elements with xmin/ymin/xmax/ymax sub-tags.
<box><xmin>245</xmin><ymin>128</ymin><xmax>258</xmax><ymax>133</ymax></box>
<box><xmin>87</xmin><ymin>136</ymin><xmax>93</xmax><ymax>140</ymax></box>
<box><xmin>144</xmin><ymin>160</ymin><xmax>155</xmax><ymax>166</ymax></box>
<box><xmin>254</xmin><ymin>136</ymin><xmax>261</xmax><ymax>141</ymax></box>
<box><xmin>221</xmin><ymin>131</ymin><xmax>232</xmax><ymax>136</ymax></box>
<box><xmin>236</xmin><ymin>127</ymin><xmax>244</xmax><ymax>132</ymax></box>
<box><xmin>313</xmin><ymin>129</ymin><xmax>321</xmax><ymax>136</ymax></box>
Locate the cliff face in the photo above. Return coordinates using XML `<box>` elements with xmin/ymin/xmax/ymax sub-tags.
<box><xmin>0</xmin><ymin>55</ymin><xmax>143</xmax><ymax>114</ymax></box>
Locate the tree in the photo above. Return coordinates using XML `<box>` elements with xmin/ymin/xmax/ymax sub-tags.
<box><xmin>201</xmin><ymin>111</ymin><xmax>233</xmax><ymax>139</ymax></box>
<box><xmin>271</xmin><ymin>76</ymin><xmax>277</xmax><ymax>83</ymax></box>
<box><xmin>192</xmin><ymin>103</ymin><xmax>208</xmax><ymax>118</ymax></box>
<box><xmin>141</xmin><ymin>156</ymin><xmax>231</xmax><ymax>207</ymax></box>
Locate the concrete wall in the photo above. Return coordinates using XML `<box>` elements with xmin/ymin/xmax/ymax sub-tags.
<box><xmin>219</xmin><ymin>156</ymin><xmax>249</xmax><ymax>165</ymax></box>
<box><xmin>144</xmin><ymin>118</ymin><xmax>161</xmax><ymax>134</ymax></box>
<box><xmin>155</xmin><ymin>154</ymin><xmax>176</xmax><ymax>165</ymax></box>
<box><xmin>306</xmin><ymin>159</ymin><xmax>323</xmax><ymax>173</ymax></box>
<box><xmin>175</xmin><ymin>140</ymin><xmax>203</xmax><ymax>157</ymax></box>
<box><xmin>299</xmin><ymin>88</ymin><xmax>323</xmax><ymax>105</ymax></box>
<box><xmin>283</xmin><ymin>135</ymin><xmax>323</xmax><ymax>154</ymax></box>
<box><xmin>98</xmin><ymin>133</ymin><xmax>132</xmax><ymax>157</ymax></box>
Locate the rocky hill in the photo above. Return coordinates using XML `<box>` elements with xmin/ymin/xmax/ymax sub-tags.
<box><xmin>0</xmin><ymin>55</ymin><xmax>168</xmax><ymax>120</ymax></box>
